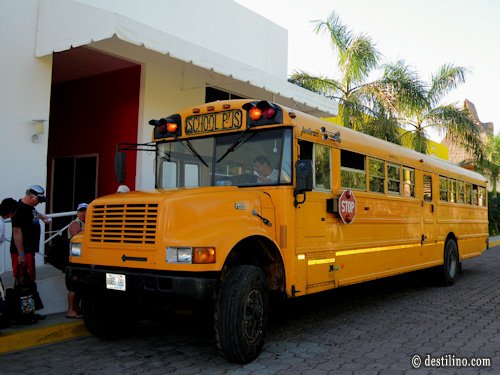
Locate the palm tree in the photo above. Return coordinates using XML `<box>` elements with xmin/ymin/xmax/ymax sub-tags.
<box><xmin>397</xmin><ymin>64</ymin><xmax>482</xmax><ymax>156</ymax></box>
<box><xmin>476</xmin><ymin>134</ymin><xmax>500</xmax><ymax>234</ymax></box>
<box><xmin>288</xmin><ymin>11</ymin><xmax>426</xmax><ymax>143</ymax></box>
<box><xmin>480</xmin><ymin>135</ymin><xmax>500</xmax><ymax>196</ymax></box>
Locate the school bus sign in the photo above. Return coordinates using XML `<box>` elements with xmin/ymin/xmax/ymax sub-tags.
<box><xmin>339</xmin><ymin>190</ymin><xmax>356</xmax><ymax>224</ymax></box>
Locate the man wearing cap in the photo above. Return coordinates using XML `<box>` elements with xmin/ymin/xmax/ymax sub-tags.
<box><xmin>10</xmin><ymin>185</ymin><xmax>50</xmax><ymax>283</ymax></box>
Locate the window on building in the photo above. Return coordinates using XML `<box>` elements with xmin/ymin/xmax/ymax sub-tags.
<box><xmin>387</xmin><ymin>163</ymin><xmax>401</xmax><ymax>194</ymax></box>
<box><xmin>205</xmin><ymin>87</ymin><xmax>244</xmax><ymax>102</ymax></box>
<box><xmin>402</xmin><ymin>167</ymin><xmax>415</xmax><ymax>197</ymax></box>
<box><xmin>369</xmin><ymin>158</ymin><xmax>385</xmax><ymax>193</ymax></box>
<box><xmin>341</xmin><ymin>150</ymin><xmax>366</xmax><ymax>190</ymax></box>
<box><xmin>423</xmin><ymin>175</ymin><xmax>433</xmax><ymax>201</ymax></box>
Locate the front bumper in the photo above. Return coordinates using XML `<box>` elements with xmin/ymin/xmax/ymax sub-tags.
<box><xmin>66</xmin><ymin>265</ymin><xmax>218</xmax><ymax>306</ymax></box>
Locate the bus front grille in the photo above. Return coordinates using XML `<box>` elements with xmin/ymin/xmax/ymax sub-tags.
<box><xmin>89</xmin><ymin>203</ymin><xmax>159</xmax><ymax>245</ymax></box>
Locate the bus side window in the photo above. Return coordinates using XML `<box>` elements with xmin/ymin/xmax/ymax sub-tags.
<box><xmin>449</xmin><ymin>179</ymin><xmax>456</xmax><ymax>203</ymax></box>
<box><xmin>478</xmin><ymin>186</ymin><xmax>486</xmax><ymax>207</ymax></box>
<box><xmin>472</xmin><ymin>184</ymin><xmax>478</xmax><ymax>205</ymax></box>
<box><xmin>423</xmin><ymin>175</ymin><xmax>432</xmax><ymax>201</ymax></box>
<box><xmin>402</xmin><ymin>167</ymin><xmax>415</xmax><ymax>197</ymax></box>
<box><xmin>298</xmin><ymin>140</ymin><xmax>331</xmax><ymax>191</ymax></box>
<box><xmin>369</xmin><ymin>158</ymin><xmax>384</xmax><ymax>193</ymax></box>
<box><xmin>457</xmin><ymin>181</ymin><xmax>464</xmax><ymax>203</ymax></box>
<box><xmin>314</xmin><ymin>144</ymin><xmax>331</xmax><ymax>190</ymax></box>
<box><xmin>465</xmin><ymin>183</ymin><xmax>472</xmax><ymax>204</ymax></box>
<box><xmin>341</xmin><ymin>150</ymin><xmax>366</xmax><ymax>191</ymax></box>
<box><xmin>387</xmin><ymin>163</ymin><xmax>401</xmax><ymax>195</ymax></box>
<box><xmin>439</xmin><ymin>176</ymin><xmax>448</xmax><ymax>201</ymax></box>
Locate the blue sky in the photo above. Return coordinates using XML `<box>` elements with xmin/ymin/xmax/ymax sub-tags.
<box><xmin>236</xmin><ymin>0</ymin><xmax>500</xmax><ymax>136</ymax></box>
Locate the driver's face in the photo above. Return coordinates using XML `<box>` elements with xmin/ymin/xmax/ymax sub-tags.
<box><xmin>253</xmin><ymin>162</ymin><xmax>266</xmax><ymax>176</ymax></box>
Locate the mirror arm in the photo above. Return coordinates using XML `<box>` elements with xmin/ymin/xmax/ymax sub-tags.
<box><xmin>294</xmin><ymin>190</ymin><xmax>307</xmax><ymax>207</ymax></box>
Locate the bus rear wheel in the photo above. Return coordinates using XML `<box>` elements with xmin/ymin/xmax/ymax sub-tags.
<box><xmin>440</xmin><ymin>239</ymin><xmax>459</xmax><ymax>286</ymax></box>
<box><xmin>214</xmin><ymin>265</ymin><xmax>269</xmax><ymax>364</ymax></box>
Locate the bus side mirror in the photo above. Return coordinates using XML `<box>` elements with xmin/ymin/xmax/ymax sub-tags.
<box><xmin>295</xmin><ymin>160</ymin><xmax>313</xmax><ymax>207</ymax></box>
<box><xmin>115</xmin><ymin>151</ymin><xmax>126</xmax><ymax>183</ymax></box>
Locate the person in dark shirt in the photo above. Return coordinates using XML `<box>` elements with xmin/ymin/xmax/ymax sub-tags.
<box><xmin>0</xmin><ymin>198</ymin><xmax>17</xmax><ymax>246</ymax></box>
<box><xmin>10</xmin><ymin>185</ymin><xmax>50</xmax><ymax>283</ymax></box>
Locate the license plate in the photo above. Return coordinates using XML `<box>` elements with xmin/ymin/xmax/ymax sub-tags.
<box><xmin>106</xmin><ymin>273</ymin><xmax>126</xmax><ymax>291</ymax></box>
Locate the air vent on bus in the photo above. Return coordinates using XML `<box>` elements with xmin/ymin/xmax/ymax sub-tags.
<box><xmin>89</xmin><ymin>203</ymin><xmax>158</xmax><ymax>245</ymax></box>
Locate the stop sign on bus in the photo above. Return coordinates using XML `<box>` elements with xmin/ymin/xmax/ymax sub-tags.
<box><xmin>339</xmin><ymin>190</ymin><xmax>356</xmax><ymax>224</ymax></box>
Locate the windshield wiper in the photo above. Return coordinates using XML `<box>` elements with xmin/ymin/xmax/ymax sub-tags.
<box><xmin>182</xmin><ymin>140</ymin><xmax>209</xmax><ymax>168</ymax></box>
<box><xmin>217</xmin><ymin>130</ymin><xmax>257</xmax><ymax>163</ymax></box>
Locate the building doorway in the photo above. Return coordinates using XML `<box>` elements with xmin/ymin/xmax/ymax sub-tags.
<box><xmin>51</xmin><ymin>155</ymin><xmax>98</xmax><ymax>212</ymax></box>
<box><xmin>46</xmin><ymin>47</ymin><xmax>141</xmax><ymax>223</ymax></box>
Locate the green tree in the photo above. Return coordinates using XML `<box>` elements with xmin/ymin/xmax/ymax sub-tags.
<box><xmin>397</xmin><ymin>64</ymin><xmax>482</xmax><ymax>156</ymax></box>
<box><xmin>288</xmin><ymin>11</ymin><xmax>426</xmax><ymax>144</ymax></box>
<box><xmin>485</xmin><ymin>135</ymin><xmax>500</xmax><ymax>196</ymax></box>
<box><xmin>478</xmin><ymin>134</ymin><xmax>500</xmax><ymax>196</ymax></box>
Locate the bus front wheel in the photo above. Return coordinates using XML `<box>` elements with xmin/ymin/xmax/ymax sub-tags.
<box><xmin>214</xmin><ymin>265</ymin><xmax>269</xmax><ymax>364</ymax></box>
<box><xmin>441</xmin><ymin>239</ymin><xmax>459</xmax><ymax>286</ymax></box>
<box><xmin>82</xmin><ymin>293</ymin><xmax>139</xmax><ymax>339</ymax></box>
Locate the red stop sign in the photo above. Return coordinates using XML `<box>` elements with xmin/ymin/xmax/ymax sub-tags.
<box><xmin>338</xmin><ymin>190</ymin><xmax>356</xmax><ymax>224</ymax></box>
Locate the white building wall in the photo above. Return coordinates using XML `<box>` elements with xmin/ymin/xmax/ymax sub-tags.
<box><xmin>77</xmin><ymin>0</ymin><xmax>288</xmax><ymax>79</ymax></box>
<box><xmin>0</xmin><ymin>0</ymin><xmax>53</xmax><ymax>273</ymax></box>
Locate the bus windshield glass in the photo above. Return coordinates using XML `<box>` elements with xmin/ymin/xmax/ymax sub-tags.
<box><xmin>157</xmin><ymin>128</ymin><xmax>292</xmax><ymax>188</ymax></box>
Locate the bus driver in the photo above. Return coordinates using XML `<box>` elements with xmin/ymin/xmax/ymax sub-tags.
<box><xmin>253</xmin><ymin>155</ymin><xmax>280</xmax><ymax>184</ymax></box>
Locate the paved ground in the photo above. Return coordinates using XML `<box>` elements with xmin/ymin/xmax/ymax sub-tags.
<box><xmin>1</xmin><ymin>247</ymin><xmax>499</xmax><ymax>374</ymax></box>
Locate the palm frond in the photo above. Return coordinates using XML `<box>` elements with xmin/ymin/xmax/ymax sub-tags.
<box><xmin>378</xmin><ymin>61</ymin><xmax>428</xmax><ymax>115</ymax></box>
<box><xmin>426</xmin><ymin>105</ymin><xmax>482</xmax><ymax>158</ymax></box>
<box><xmin>311</xmin><ymin>11</ymin><xmax>351</xmax><ymax>55</ymax></box>
<box><xmin>342</xmin><ymin>36</ymin><xmax>380</xmax><ymax>85</ymax></box>
<box><xmin>359</xmin><ymin>108</ymin><xmax>402</xmax><ymax>145</ymax></box>
<box><xmin>428</xmin><ymin>64</ymin><xmax>468</xmax><ymax>105</ymax></box>
<box><xmin>288</xmin><ymin>71</ymin><xmax>343</xmax><ymax>98</ymax></box>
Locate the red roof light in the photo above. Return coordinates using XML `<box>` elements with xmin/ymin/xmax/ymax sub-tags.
<box><xmin>249</xmin><ymin>106</ymin><xmax>263</xmax><ymax>121</ymax></box>
<box><xmin>262</xmin><ymin>107</ymin><xmax>276</xmax><ymax>119</ymax></box>
<box><xmin>166</xmin><ymin>123</ymin><xmax>178</xmax><ymax>133</ymax></box>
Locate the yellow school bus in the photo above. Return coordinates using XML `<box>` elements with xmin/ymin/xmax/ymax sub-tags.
<box><xmin>67</xmin><ymin>99</ymin><xmax>488</xmax><ymax>364</ymax></box>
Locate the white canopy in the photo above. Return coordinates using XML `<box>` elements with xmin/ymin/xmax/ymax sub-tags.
<box><xmin>36</xmin><ymin>0</ymin><xmax>338</xmax><ymax>116</ymax></box>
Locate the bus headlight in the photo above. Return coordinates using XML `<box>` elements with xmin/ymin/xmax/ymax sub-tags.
<box><xmin>70</xmin><ymin>243</ymin><xmax>82</xmax><ymax>257</ymax></box>
<box><xmin>166</xmin><ymin>247</ymin><xmax>216</xmax><ymax>264</ymax></box>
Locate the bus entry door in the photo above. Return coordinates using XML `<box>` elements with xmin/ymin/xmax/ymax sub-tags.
<box><xmin>295</xmin><ymin>191</ymin><xmax>336</xmax><ymax>288</ymax></box>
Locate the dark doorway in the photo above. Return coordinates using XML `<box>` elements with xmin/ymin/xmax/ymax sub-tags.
<box><xmin>47</xmin><ymin>47</ymin><xmax>141</xmax><ymax>220</ymax></box>
<box><xmin>52</xmin><ymin>155</ymin><xmax>97</xmax><ymax>212</ymax></box>
<box><xmin>50</xmin><ymin>155</ymin><xmax>98</xmax><ymax>231</ymax></box>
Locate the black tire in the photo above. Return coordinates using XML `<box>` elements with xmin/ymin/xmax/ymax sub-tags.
<box><xmin>440</xmin><ymin>239</ymin><xmax>459</xmax><ymax>286</ymax></box>
<box><xmin>214</xmin><ymin>265</ymin><xmax>268</xmax><ymax>364</ymax></box>
<box><xmin>82</xmin><ymin>293</ymin><xmax>139</xmax><ymax>339</ymax></box>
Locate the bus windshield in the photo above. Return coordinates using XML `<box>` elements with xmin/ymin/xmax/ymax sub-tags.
<box><xmin>157</xmin><ymin>128</ymin><xmax>292</xmax><ymax>188</ymax></box>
